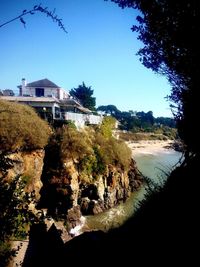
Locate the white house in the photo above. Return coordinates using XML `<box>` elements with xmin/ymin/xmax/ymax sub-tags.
<box><xmin>18</xmin><ymin>78</ymin><xmax>69</xmax><ymax>100</ymax></box>
<box><xmin>0</xmin><ymin>78</ymin><xmax>102</xmax><ymax>127</ymax></box>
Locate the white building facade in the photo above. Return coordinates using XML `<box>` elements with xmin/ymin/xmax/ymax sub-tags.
<box><xmin>19</xmin><ymin>78</ymin><xmax>69</xmax><ymax>100</ymax></box>
<box><xmin>0</xmin><ymin>78</ymin><xmax>102</xmax><ymax>127</ymax></box>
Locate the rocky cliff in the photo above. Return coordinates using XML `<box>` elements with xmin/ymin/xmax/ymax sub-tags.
<box><xmin>0</xmin><ymin>147</ymin><xmax>143</xmax><ymax>236</ymax></box>
<box><xmin>0</xmin><ymin>150</ymin><xmax>45</xmax><ymax>200</ymax></box>
<box><xmin>39</xmin><ymin>154</ymin><xmax>143</xmax><ymax>234</ymax></box>
<box><xmin>78</xmin><ymin>159</ymin><xmax>142</xmax><ymax>215</ymax></box>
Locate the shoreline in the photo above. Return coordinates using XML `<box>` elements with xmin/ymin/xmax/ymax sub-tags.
<box><xmin>126</xmin><ymin>139</ymin><xmax>174</xmax><ymax>156</ymax></box>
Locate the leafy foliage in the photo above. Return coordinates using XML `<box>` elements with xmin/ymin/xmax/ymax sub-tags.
<box><xmin>97</xmin><ymin>105</ymin><xmax>176</xmax><ymax>135</ymax></box>
<box><xmin>69</xmin><ymin>82</ymin><xmax>96</xmax><ymax>111</ymax></box>
<box><xmin>40</xmin><ymin>124</ymin><xmax>132</xmax><ymax>217</ymax></box>
<box><xmin>109</xmin><ymin>0</ymin><xmax>199</xmax><ymax>154</ymax></box>
<box><xmin>0</xmin><ymin>174</ymin><xmax>37</xmax><ymax>266</ymax></box>
<box><xmin>97</xmin><ymin>136</ymin><xmax>132</xmax><ymax>170</ymax></box>
<box><xmin>44</xmin><ymin>121</ymin><xmax>131</xmax><ymax>181</ymax></box>
<box><xmin>60</xmin><ymin>126</ymin><xmax>93</xmax><ymax>162</ymax></box>
<box><xmin>98</xmin><ymin>116</ymin><xmax>116</xmax><ymax>138</ymax></box>
<box><xmin>0</xmin><ymin>100</ymin><xmax>51</xmax><ymax>153</ymax></box>
<box><xmin>59</xmin><ymin>122</ymin><xmax>131</xmax><ymax>172</ymax></box>
<box><xmin>97</xmin><ymin>105</ymin><xmax>121</xmax><ymax>116</ymax></box>
<box><xmin>118</xmin><ymin>129</ymin><xmax>177</xmax><ymax>143</ymax></box>
<box><xmin>0</xmin><ymin>178</ymin><xmax>30</xmax><ymax>239</ymax></box>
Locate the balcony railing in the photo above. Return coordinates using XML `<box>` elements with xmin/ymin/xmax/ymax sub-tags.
<box><xmin>61</xmin><ymin>112</ymin><xmax>102</xmax><ymax>127</ymax></box>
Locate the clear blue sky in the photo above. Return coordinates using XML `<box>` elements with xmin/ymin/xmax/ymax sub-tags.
<box><xmin>0</xmin><ymin>0</ymin><xmax>172</xmax><ymax>117</ymax></box>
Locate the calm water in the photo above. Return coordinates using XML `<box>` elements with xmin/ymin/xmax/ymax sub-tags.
<box><xmin>134</xmin><ymin>149</ymin><xmax>183</xmax><ymax>185</ymax></box>
<box><xmin>83</xmin><ymin>149</ymin><xmax>183</xmax><ymax>233</ymax></box>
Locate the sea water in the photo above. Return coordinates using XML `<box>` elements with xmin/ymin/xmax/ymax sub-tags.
<box><xmin>83</xmin><ymin>148</ymin><xmax>183</xmax><ymax>232</ymax></box>
<box><xmin>134</xmin><ymin>149</ymin><xmax>183</xmax><ymax>185</ymax></box>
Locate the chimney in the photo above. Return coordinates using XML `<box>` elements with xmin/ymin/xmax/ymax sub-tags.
<box><xmin>22</xmin><ymin>78</ymin><xmax>26</xmax><ymax>86</ymax></box>
<box><xmin>21</xmin><ymin>78</ymin><xmax>27</xmax><ymax>96</ymax></box>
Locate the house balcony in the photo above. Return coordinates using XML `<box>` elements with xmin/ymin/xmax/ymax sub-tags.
<box><xmin>61</xmin><ymin>112</ymin><xmax>102</xmax><ymax>128</ymax></box>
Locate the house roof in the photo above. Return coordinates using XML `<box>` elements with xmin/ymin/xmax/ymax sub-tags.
<box><xmin>60</xmin><ymin>98</ymin><xmax>92</xmax><ymax>114</ymax></box>
<box><xmin>76</xmin><ymin>105</ymin><xmax>92</xmax><ymax>114</ymax></box>
<box><xmin>2</xmin><ymin>89</ymin><xmax>15</xmax><ymax>96</ymax></box>
<box><xmin>26</xmin><ymin>78</ymin><xmax>60</xmax><ymax>88</ymax></box>
<box><xmin>60</xmin><ymin>98</ymin><xmax>80</xmax><ymax>106</ymax></box>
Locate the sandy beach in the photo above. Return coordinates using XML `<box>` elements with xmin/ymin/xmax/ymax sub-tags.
<box><xmin>126</xmin><ymin>140</ymin><xmax>174</xmax><ymax>155</ymax></box>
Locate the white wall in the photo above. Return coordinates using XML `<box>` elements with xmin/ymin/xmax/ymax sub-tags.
<box><xmin>63</xmin><ymin>112</ymin><xmax>86</xmax><ymax>128</ymax></box>
<box><xmin>88</xmin><ymin>114</ymin><xmax>103</xmax><ymax>125</ymax></box>
<box><xmin>63</xmin><ymin>112</ymin><xmax>102</xmax><ymax>128</ymax></box>
<box><xmin>25</xmin><ymin>87</ymin><xmax>58</xmax><ymax>98</ymax></box>
<box><xmin>25</xmin><ymin>87</ymin><xmax>69</xmax><ymax>99</ymax></box>
<box><xmin>21</xmin><ymin>79</ymin><xmax>27</xmax><ymax>95</ymax></box>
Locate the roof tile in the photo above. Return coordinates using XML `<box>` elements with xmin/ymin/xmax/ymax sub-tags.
<box><xmin>27</xmin><ymin>78</ymin><xmax>60</xmax><ymax>88</ymax></box>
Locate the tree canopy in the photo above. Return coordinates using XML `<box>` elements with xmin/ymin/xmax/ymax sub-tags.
<box><xmin>97</xmin><ymin>105</ymin><xmax>120</xmax><ymax>116</ymax></box>
<box><xmin>110</xmin><ymin>0</ymin><xmax>199</xmax><ymax>154</ymax></box>
<box><xmin>70</xmin><ymin>82</ymin><xmax>96</xmax><ymax>111</ymax></box>
<box><xmin>97</xmin><ymin>104</ymin><xmax>175</xmax><ymax>133</ymax></box>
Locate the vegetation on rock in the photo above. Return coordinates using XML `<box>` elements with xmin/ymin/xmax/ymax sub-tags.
<box><xmin>0</xmin><ymin>100</ymin><xmax>51</xmax><ymax>153</ymax></box>
<box><xmin>0</xmin><ymin>100</ymin><xmax>50</xmax><ymax>265</ymax></box>
<box><xmin>39</xmin><ymin>117</ymin><xmax>136</xmax><ymax>218</ymax></box>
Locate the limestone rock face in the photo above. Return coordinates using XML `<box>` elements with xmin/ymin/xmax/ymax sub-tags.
<box><xmin>66</xmin><ymin>206</ymin><xmax>82</xmax><ymax>230</ymax></box>
<box><xmin>0</xmin><ymin>149</ymin><xmax>142</xmax><ymax>217</ymax></box>
<box><xmin>64</xmin><ymin>160</ymin><xmax>79</xmax><ymax>206</ymax></box>
<box><xmin>40</xmin><ymin>155</ymin><xmax>143</xmax><ymax>218</ymax></box>
<box><xmin>0</xmin><ymin>150</ymin><xmax>45</xmax><ymax>200</ymax></box>
<box><xmin>76</xmin><ymin>159</ymin><xmax>143</xmax><ymax>215</ymax></box>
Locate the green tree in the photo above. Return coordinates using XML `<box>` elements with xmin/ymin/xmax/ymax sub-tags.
<box><xmin>70</xmin><ymin>82</ymin><xmax>96</xmax><ymax>111</ymax></box>
<box><xmin>98</xmin><ymin>116</ymin><xmax>116</xmax><ymax>138</ymax></box>
<box><xmin>97</xmin><ymin>105</ymin><xmax>120</xmax><ymax>116</ymax></box>
<box><xmin>136</xmin><ymin>111</ymin><xmax>154</xmax><ymax>128</ymax></box>
<box><xmin>155</xmin><ymin>117</ymin><xmax>176</xmax><ymax>128</ymax></box>
<box><xmin>110</xmin><ymin>0</ymin><xmax>199</xmax><ymax>155</ymax></box>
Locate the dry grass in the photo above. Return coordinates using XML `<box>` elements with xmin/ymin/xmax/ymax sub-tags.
<box><xmin>0</xmin><ymin>100</ymin><xmax>51</xmax><ymax>153</ymax></box>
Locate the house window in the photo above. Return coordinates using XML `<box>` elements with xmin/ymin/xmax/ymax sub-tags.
<box><xmin>35</xmin><ymin>88</ymin><xmax>44</xmax><ymax>97</ymax></box>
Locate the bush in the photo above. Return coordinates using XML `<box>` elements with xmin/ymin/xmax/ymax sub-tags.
<box><xmin>55</xmin><ymin>125</ymin><xmax>132</xmax><ymax>177</ymax></box>
<box><xmin>95</xmin><ymin>133</ymin><xmax>132</xmax><ymax>171</ymax></box>
<box><xmin>0</xmin><ymin>240</ymin><xmax>13</xmax><ymax>267</ymax></box>
<box><xmin>60</xmin><ymin>126</ymin><xmax>93</xmax><ymax>162</ymax></box>
<box><xmin>0</xmin><ymin>174</ymin><xmax>36</xmax><ymax>266</ymax></box>
<box><xmin>119</xmin><ymin>129</ymin><xmax>177</xmax><ymax>142</ymax></box>
<box><xmin>111</xmin><ymin>139</ymin><xmax>132</xmax><ymax>170</ymax></box>
<box><xmin>98</xmin><ymin>116</ymin><xmax>116</xmax><ymax>138</ymax></box>
<box><xmin>0</xmin><ymin>100</ymin><xmax>51</xmax><ymax>153</ymax></box>
<box><xmin>162</xmin><ymin>126</ymin><xmax>177</xmax><ymax>139</ymax></box>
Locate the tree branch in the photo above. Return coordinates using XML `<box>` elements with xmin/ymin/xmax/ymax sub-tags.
<box><xmin>0</xmin><ymin>4</ymin><xmax>67</xmax><ymax>33</ymax></box>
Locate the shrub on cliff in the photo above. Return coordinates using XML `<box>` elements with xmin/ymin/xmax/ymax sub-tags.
<box><xmin>0</xmin><ymin>174</ymin><xmax>38</xmax><ymax>267</ymax></box>
<box><xmin>0</xmin><ymin>100</ymin><xmax>51</xmax><ymax>153</ymax></box>
<box><xmin>60</xmin><ymin>126</ymin><xmax>93</xmax><ymax>162</ymax></box>
<box><xmin>98</xmin><ymin>116</ymin><xmax>116</xmax><ymax>138</ymax></box>
<box><xmin>95</xmin><ymin>133</ymin><xmax>132</xmax><ymax>171</ymax></box>
<box><xmin>58</xmin><ymin>124</ymin><xmax>132</xmax><ymax>177</ymax></box>
<box><xmin>110</xmin><ymin>138</ymin><xmax>132</xmax><ymax>170</ymax></box>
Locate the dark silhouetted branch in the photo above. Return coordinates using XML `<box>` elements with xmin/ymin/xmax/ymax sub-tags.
<box><xmin>0</xmin><ymin>4</ymin><xmax>67</xmax><ymax>33</ymax></box>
